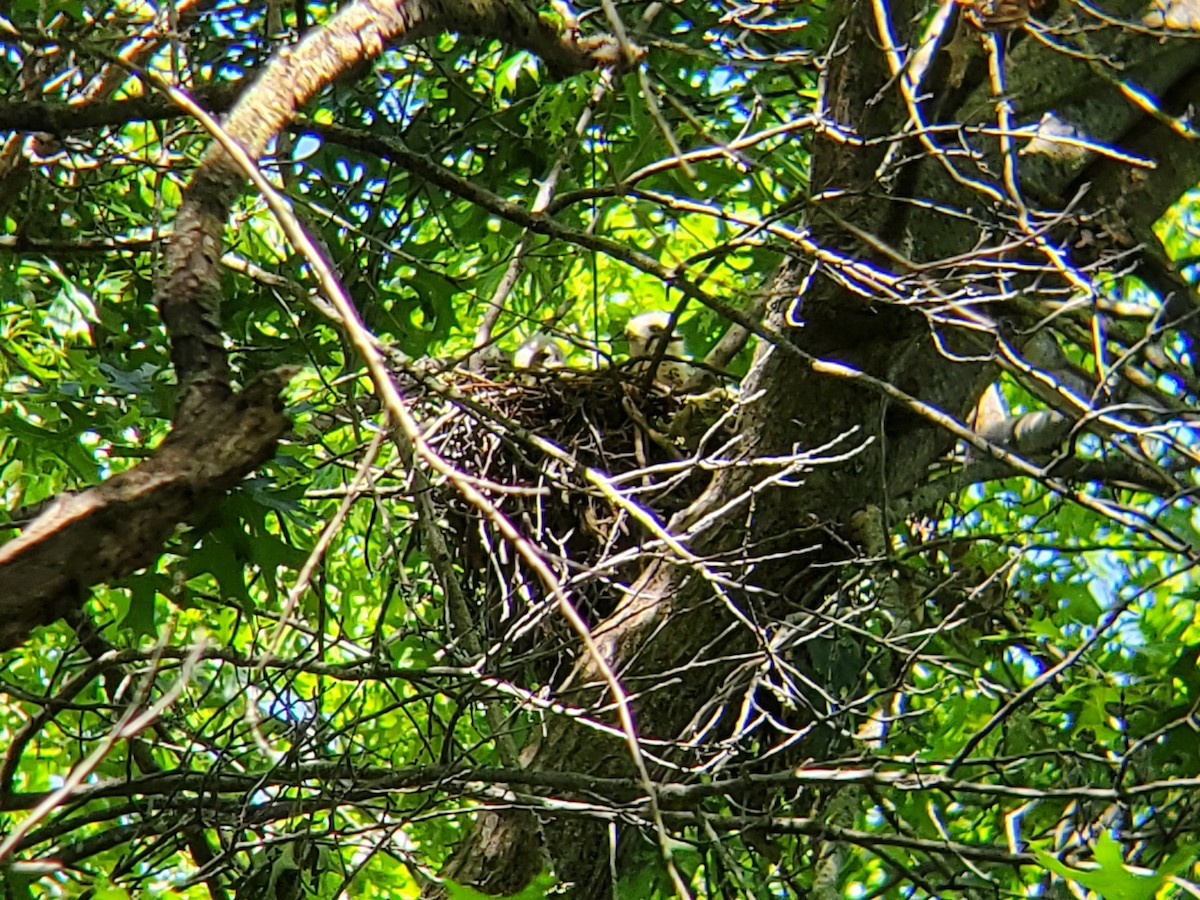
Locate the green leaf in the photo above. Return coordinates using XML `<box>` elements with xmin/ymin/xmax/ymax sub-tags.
<box><xmin>0</xmin><ymin>866</ymin><xmax>38</xmax><ymax>900</ymax></box>
<box><xmin>1036</xmin><ymin>834</ymin><xmax>1167</xmax><ymax>900</ymax></box>
<box><xmin>123</xmin><ymin>574</ymin><xmax>163</xmax><ymax>641</ymax></box>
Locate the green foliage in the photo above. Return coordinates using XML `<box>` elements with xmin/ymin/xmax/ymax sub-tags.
<box><xmin>1037</xmin><ymin>834</ymin><xmax>1194</xmax><ymax>900</ymax></box>
<box><xmin>2</xmin><ymin>0</ymin><xmax>1200</xmax><ymax>897</ymax></box>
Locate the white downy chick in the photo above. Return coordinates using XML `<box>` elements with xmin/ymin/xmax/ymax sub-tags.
<box><xmin>625</xmin><ymin>310</ymin><xmax>696</xmax><ymax>392</ymax></box>
<box><xmin>513</xmin><ymin>333</ymin><xmax>567</xmax><ymax>371</ymax></box>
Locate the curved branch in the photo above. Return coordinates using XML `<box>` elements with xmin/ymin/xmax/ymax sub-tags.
<box><xmin>0</xmin><ymin>0</ymin><xmax>631</xmax><ymax>650</ymax></box>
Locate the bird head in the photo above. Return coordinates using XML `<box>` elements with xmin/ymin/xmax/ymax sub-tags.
<box><xmin>513</xmin><ymin>333</ymin><xmax>566</xmax><ymax>370</ymax></box>
<box><xmin>625</xmin><ymin>311</ymin><xmax>685</xmax><ymax>360</ymax></box>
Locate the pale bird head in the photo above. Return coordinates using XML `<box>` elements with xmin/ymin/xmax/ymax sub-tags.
<box><xmin>625</xmin><ymin>311</ymin><xmax>695</xmax><ymax>391</ymax></box>
<box><xmin>513</xmin><ymin>333</ymin><xmax>566</xmax><ymax>370</ymax></box>
<box><xmin>625</xmin><ymin>311</ymin><xmax>685</xmax><ymax>360</ymax></box>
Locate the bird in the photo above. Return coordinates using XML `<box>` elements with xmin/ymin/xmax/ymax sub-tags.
<box><xmin>625</xmin><ymin>310</ymin><xmax>697</xmax><ymax>392</ymax></box>
<box><xmin>512</xmin><ymin>333</ymin><xmax>566</xmax><ymax>370</ymax></box>
<box><xmin>957</xmin><ymin>0</ymin><xmax>1038</xmax><ymax>31</ymax></box>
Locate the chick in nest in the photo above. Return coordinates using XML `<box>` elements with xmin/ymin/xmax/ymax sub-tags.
<box><xmin>625</xmin><ymin>310</ymin><xmax>697</xmax><ymax>392</ymax></box>
<box><xmin>513</xmin><ymin>333</ymin><xmax>567</xmax><ymax>371</ymax></box>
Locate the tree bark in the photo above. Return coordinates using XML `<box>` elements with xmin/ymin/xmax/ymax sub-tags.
<box><xmin>0</xmin><ymin>0</ymin><xmax>627</xmax><ymax>651</ymax></box>
<box><xmin>434</xmin><ymin>0</ymin><xmax>1200</xmax><ymax>893</ymax></box>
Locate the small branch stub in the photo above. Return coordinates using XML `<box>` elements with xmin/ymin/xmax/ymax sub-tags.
<box><xmin>956</xmin><ymin>0</ymin><xmax>1039</xmax><ymax>30</ymax></box>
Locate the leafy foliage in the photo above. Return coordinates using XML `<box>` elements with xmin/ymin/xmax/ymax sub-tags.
<box><xmin>2</xmin><ymin>0</ymin><xmax>1200</xmax><ymax>898</ymax></box>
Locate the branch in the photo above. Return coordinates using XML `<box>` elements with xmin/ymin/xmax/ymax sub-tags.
<box><xmin>0</xmin><ymin>371</ymin><xmax>292</xmax><ymax>650</ymax></box>
<box><xmin>0</xmin><ymin>84</ymin><xmax>240</xmax><ymax>134</ymax></box>
<box><xmin>0</xmin><ymin>0</ymin><xmax>634</xmax><ymax>652</ymax></box>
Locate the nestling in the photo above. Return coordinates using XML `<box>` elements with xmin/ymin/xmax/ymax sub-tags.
<box><xmin>625</xmin><ymin>310</ymin><xmax>696</xmax><ymax>392</ymax></box>
<box><xmin>513</xmin><ymin>333</ymin><xmax>566</xmax><ymax>370</ymax></box>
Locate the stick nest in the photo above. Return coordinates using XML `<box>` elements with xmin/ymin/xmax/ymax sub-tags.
<box><xmin>399</xmin><ymin>362</ymin><xmax>735</xmax><ymax>681</ymax></box>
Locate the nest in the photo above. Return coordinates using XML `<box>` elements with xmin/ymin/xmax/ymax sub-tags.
<box><xmin>398</xmin><ymin>362</ymin><xmax>735</xmax><ymax>681</ymax></box>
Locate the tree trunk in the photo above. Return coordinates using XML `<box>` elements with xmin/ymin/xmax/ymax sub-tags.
<box><xmin>435</xmin><ymin>0</ymin><xmax>1200</xmax><ymax>892</ymax></box>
